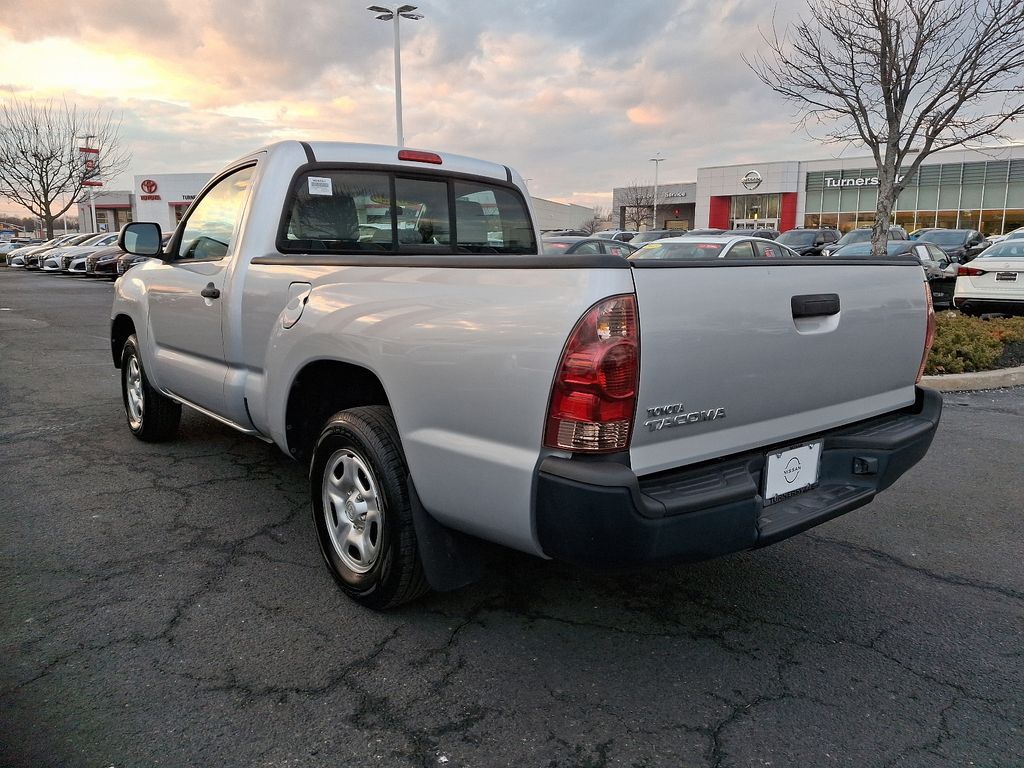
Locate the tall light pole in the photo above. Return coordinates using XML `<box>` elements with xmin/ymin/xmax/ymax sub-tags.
<box><xmin>649</xmin><ymin>154</ymin><xmax>664</xmax><ymax>231</ymax></box>
<box><xmin>367</xmin><ymin>5</ymin><xmax>423</xmax><ymax>147</ymax></box>
<box><xmin>77</xmin><ymin>134</ymin><xmax>98</xmax><ymax>234</ymax></box>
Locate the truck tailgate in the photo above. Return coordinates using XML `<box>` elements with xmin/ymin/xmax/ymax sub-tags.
<box><xmin>628</xmin><ymin>262</ymin><xmax>927</xmax><ymax>476</ymax></box>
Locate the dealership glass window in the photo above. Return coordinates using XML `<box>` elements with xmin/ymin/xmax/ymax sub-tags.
<box><xmin>894</xmin><ymin>211</ymin><xmax>916</xmax><ymax>230</ymax></box>
<box><xmin>935</xmin><ymin>210</ymin><xmax>959</xmax><ymax>229</ymax></box>
<box><xmin>838</xmin><ymin>212</ymin><xmax>858</xmax><ymax>232</ymax></box>
<box><xmin>821</xmin><ymin>189</ymin><xmax>840</xmax><ymax>212</ymax></box>
<box><xmin>803</xmin><ymin>213</ymin><xmax>822</xmax><ymax>228</ymax></box>
<box><xmin>957</xmin><ymin>209</ymin><xmax>980</xmax><ymax>229</ymax></box>
<box><xmin>858</xmin><ymin>187</ymin><xmax>878</xmax><ymax>210</ymax></box>
<box><xmin>959</xmin><ymin>185</ymin><xmax>983</xmax><ymax>208</ymax></box>
<box><xmin>1004</xmin><ymin>209</ymin><xmax>1024</xmax><ymax>232</ymax></box>
<box><xmin>914</xmin><ymin>211</ymin><xmax>937</xmax><ymax>229</ymax></box>
<box><xmin>982</xmin><ymin>182</ymin><xmax>1007</xmax><ymax>208</ymax></box>
<box><xmin>937</xmin><ymin>185</ymin><xmax>960</xmax><ymax>210</ymax></box>
<box><xmin>897</xmin><ymin>186</ymin><xmax>917</xmax><ymax>211</ymax></box>
<box><xmin>817</xmin><ymin>213</ymin><xmax>839</xmax><ymax>228</ymax></box>
<box><xmin>916</xmin><ymin>185</ymin><xmax>939</xmax><ymax>210</ymax></box>
<box><xmin>980</xmin><ymin>209</ymin><xmax>1005</xmax><ymax>235</ymax></box>
<box><xmin>1008</xmin><ymin>182</ymin><xmax>1024</xmax><ymax>208</ymax></box>
<box><xmin>838</xmin><ymin>188</ymin><xmax>861</xmax><ymax>212</ymax></box>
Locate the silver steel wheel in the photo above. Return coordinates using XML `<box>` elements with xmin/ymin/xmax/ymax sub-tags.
<box><xmin>126</xmin><ymin>354</ymin><xmax>144</xmax><ymax>429</ymax></box>
<box><xmin>322</xmin><ymin>448</ymin><xmax>384</xmax><ymax>574</ymax></box>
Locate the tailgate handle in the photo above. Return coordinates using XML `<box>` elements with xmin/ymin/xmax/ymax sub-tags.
<box><xmin>791</xmin><ymin>293</ymin><xmax>840</xmax><ymax>318</ymax></box>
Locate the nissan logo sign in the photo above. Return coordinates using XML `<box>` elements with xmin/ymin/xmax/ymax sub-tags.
<box><xmin>741</xmin><ymin>170</ymin><xmax>762</xmax><ymax>190</ymax></box>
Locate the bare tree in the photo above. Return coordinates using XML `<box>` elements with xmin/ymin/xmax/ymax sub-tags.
<box><xmin>0</xmin><ymin>98</ymin><xmax>131</xmax><ymax>238</ymax></box>
<box><xmin>579</xmin><ymin>206</ymin><xmax>610</xmax><ymax>235</ymax></box>
<box><xmin>620</xmin><ymin>182</ymin><xmax>653</xmax><ymax>231</ymax></box>
<box><xmin>747</xmin><ymin>0</ymin><xmax>1024</xmax><ymax>253</ymax></box>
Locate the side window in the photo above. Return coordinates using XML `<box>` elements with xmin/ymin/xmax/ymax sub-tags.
<box><xmin>753</xmin><ymin>241</ymin><xmax>783</xmax><ymax>258</ymax></box>
<box><xmin>394</xmin><ymin>177</ymin><xmax>451</xmax><ymax>247</ymax></box>
<box><xmin>605</xmin><ymin>243</ymin><xmax>632</xmax><ymax>257</ymax></box>
<box><xmin>453</xmin><ymin>181</ymin><xmax>535</xmax><ymax>254</ymax></box>
<box><xmin>725</xmin><ymin>240</ymin><xmax>755</xmax><ymax>259</ymax></box>
<box><xmin>573</xmin><ymin>241</ymin><xmax>603</xmax><ymax>254</ymax></box>
<box><xmin>283</xmin><ymin>171</ymin><xmax>390</xmax><ymax>251</ymax></box>
<box><xmin>177</xmin><ymin>165</ymin><xmax>254</xmax><ymax>261</ymax></box>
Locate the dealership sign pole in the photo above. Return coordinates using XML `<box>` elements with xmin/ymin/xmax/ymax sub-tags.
<box><xmin>79</xmin><ymin>136</ymin><xmax>102</xmax><ymax>233</ymax></box>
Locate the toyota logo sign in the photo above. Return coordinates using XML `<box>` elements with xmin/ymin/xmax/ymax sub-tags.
<box><xmin>741</xmin><ymin>170</ymin><xmax>763</xmax><ymax>190</ymax></box>
<box><xmin>140</xmin><ymin>179</ymin><xmax>158</xmax><ymax>194</ymax></box>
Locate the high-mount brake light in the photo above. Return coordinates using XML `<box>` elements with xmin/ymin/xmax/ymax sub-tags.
<box><xmin>917</xmin><ymin>281</ymin><xmax>936</xmax><ymax>384</ymax></box>
<box><xmin>397</xmin><ymin>149</ymin><xmax>443</xmax><ymax>165</ymax></box>
<box><xmin>957</xmin><ymin>265</ymin><xmax>986</xmax><ymax>277</ymax></box>
<box><xmin>544</xmin><ymin>295</ymin><xmax>639</xmax><ymax>453</ymax></box>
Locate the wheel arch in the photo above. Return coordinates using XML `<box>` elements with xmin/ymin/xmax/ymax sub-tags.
<box><xmin>285</xmin><ymin>359</ymin><xmax>391</xmax><ymax>462</ymax></box>
<box><xmin>111</xmin><ymin>314</ymin><xmax>136</xmax><ymax>368</ymax></box>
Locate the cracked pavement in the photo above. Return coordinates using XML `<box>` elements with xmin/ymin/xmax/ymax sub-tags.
<box><xmin>1</xmin><ymin>269</ymin><xmax>1022</xmax><ymax>767</ymax></box>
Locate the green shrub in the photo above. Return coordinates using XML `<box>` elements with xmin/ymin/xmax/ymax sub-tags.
<box><xmin>925</xmin><ymin>312</ymin><xmax>1024</xmax><ymax>374</ymax></box>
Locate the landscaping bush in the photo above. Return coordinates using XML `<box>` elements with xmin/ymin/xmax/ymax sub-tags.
<box><xmin>925</xmin><ymin>312</ymin><xmax>1024</xmax><ymax>374</ymax></box>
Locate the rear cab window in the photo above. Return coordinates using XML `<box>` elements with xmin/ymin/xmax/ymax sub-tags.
<box><xmin>279</xmin><ymin>168</ymin><xmax>536</xmax><ymax>256</ymax></box>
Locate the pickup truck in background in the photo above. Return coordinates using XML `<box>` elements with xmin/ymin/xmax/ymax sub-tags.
<box><xmin>112</xmin><ymin>141</ymin><xmax>942</xmax><ymax>609</ymax></box>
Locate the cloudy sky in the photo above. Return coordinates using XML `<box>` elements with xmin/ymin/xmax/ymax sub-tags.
<box><xmin>3</xmin><ymin>0</ymin><xmax>1021</xmax><ymax>216</ymax></box>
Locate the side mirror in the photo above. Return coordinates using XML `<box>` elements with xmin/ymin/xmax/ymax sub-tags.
<box><xmin>119</xmin><ymin>222</ymin><xmax>163</xmax><ymax>257</ymax></box>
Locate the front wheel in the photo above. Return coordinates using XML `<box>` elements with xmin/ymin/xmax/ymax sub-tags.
<box><xmin>120</xmin><ymin>334</ymin><xmax>181</xmax><ymax>441</ymax></box>
<box><xmin>311</xmin><ymin>406</ymin><xmax>428</xmax><ymax>609</ymax></box>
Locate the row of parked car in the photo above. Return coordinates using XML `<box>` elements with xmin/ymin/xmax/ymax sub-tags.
<box><xmin>541</xmin><ymin>224</ymin><xmax>1024</xmax><ymax>316</ymax></box>
<box><xmin>2</xmin><ymin>231</ymin><xmax>160</xmax><ymax>277</ymax></box>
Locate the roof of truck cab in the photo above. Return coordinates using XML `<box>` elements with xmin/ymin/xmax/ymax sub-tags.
<box><xmin>253</xmin><ymin>140</ymin><xmax>513</xmax><ymax>182</ymax></box>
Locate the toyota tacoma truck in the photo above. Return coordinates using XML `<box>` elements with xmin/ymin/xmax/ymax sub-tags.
<box><xmin>111</xmin><ymin>141</ymin><xmax>942</xmax><ymax>608</ymax></box>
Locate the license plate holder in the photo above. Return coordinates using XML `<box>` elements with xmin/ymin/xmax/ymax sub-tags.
<box><xmin>996</xmin><ymin>272</ymin><xmax>1017</xmax><ymax>282</ymax></box>
<box><xmin>763</xmin><ymin>441</ymin><xmax>823</xmax><ymax>505</ymax></box>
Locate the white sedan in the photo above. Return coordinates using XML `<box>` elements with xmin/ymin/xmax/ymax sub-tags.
<box><xmin>954</xmin><ymin>240</ymin><xmax>1024</xmax><ymax>316</ymax></box>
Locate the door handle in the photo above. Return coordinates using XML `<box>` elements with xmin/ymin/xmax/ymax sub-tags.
<box><xmin>791</xmin><ymin>293</ymin><xmax>840</xmax><ymax>318</ymax></box>
<box><xmin>201</xmin><ymin>283</ymin><xmax>220</xmax><ymax>300</ymax></box>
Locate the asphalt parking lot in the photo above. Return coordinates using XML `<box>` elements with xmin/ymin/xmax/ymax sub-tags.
<box><xmin>1</xmin><ymin>268</ymin><xmax>1022</xmax><ymax>768</ymax></box>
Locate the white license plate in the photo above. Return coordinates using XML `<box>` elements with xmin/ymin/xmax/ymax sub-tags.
<box><xmin>763</xmin><ymin>441</ymin><xmax>823</xmax><ymax>505</ymax></box>
<box><xmin>996</xmin><ymin>272</ymin><xmax>1017</xmax><ymax>282</ymax></box>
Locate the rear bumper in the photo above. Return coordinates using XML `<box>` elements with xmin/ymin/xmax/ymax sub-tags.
<box><xmin>535</xmin><ymin>387</ymin><xmax>942</xmax><ymax>568</ymax></box>
<box><xmin>954</xmin><ymin>297</ymin><xmax>1024</xmax><ymax>316</ymax></box>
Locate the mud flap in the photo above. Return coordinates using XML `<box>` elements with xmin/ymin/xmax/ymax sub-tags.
<box><xmin>408</xmin><ymin>478</ymin><xmax>483</xmax><ymax>592</ymax></box>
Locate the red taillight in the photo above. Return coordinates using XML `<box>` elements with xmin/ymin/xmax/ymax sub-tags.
<box><xmin>397</xmin><ymin>149</ymin><xmax>442</xmax><ymax>164</ymax></box>
<box><xmin>957</xmin><ymin>265</ymin><xmax>985</xmax><ymax>277</ymax></box>
<box><xmin>917</xmin><ymin>281</ymin><xmax>936</xmax><ymax>383</ymax></box>
<box><xmin>544</xmin><ymin>295</ymin><xmax>639</xmax><ymax>452</ymax></box>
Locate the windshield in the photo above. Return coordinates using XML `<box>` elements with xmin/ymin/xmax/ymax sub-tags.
<box><xmin>777</xmin><ymin>230</ymin><xmax>817</xmax><ymax>246</ymax></box>
<box><xmin>834</xmin><ymin>241</ymin><xmax>913</xmax><ymax>257</ymax></box>
<box><xmin>919</xmin><ymin>230</ymin><xmax>969</xmax><ymax>246</ymax></box>
<box><xmin>835</xmin><ymin>230</ymin><xmax>873</xmax><ymax>246</ymax></box>
<box><xmin>979</xmin><ymin>242</ymin><xmax>1024</xmax><ymax>259</ymax></box>
<box><xmin>629</xmin><ymin>241</ymin><xmax>725</xmax><ymax>260</ymax></box>
<box><xmin>631</xmin><ymin>231</ymin><xmax>675</xmax><ymax>243</ymax></box>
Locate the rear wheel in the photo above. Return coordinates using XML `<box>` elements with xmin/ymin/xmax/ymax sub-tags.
<box><xmin>311</xmin><ymin>406</ymin><xmax>428</xmax><ymax>609</ymax></box>
<box><xmin>120</xmin><ymin>335</ymin><xmax>181</xmax><ymax>441</ymax></box>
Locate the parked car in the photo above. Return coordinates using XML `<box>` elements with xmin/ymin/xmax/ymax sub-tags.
<box><xmin>776</xmin><ymin>227</ymin><xmax>841</xmax><ymax>255</ymax></box>
<box><xmin>8</xmin><ymin>234</ymin><xmax>81</xmax><ymax>267</ymax></box>
<box><xmin>828</xmin><ymin>239</ymin><xmax>957</xmax><ymax>309</ymax></box>
<box><xmin>722</xmin><ymin>228</ymin><xmax>780</xmax><ymax>240</ymax></box>
<box><xmin>86</xmin><ymin>245</ymin><xmax>126</xmax><ymax>277</ymax></box>
<box><xmin>628</xmin><ymin>235</ymin><xmax>800</xmax><ymax>260</ymax></box>
<box><xmin>917</xmin><ymin>229</ymin><xmax>989</xmax><ymax>263</ymax></box>
<box><xmin>1003</xmin><ymin>228</ymin><xmax>1024</xmax><ymax>242</ymax></box>
<box><xmin>592</xmin><ymin>229</ymin><xmax>638</xmax><ymax>242</ymax></box>
<box><xmin>820</xmin><ymin>226</ymin><xmax>909</xmax><ymax>257</ymax></box>
<box><xmin>542</xmin><ymin>229</ymin><xmax>589</xmax><ymax>237</ymax></box>
<box><xmin>541</xmin><ymin>236</ymin><xmax>637</xmax><ymax>256</ymax></box>
<box><xmin>953</xmin><ymin>240</ymin><xmax>1024</xmax><ymax>316</ymax></box>
<box><xmin>629</xmin><ymin>229</ymin><xmax>688</xmax><ymax>245</ymax></box>
<box><xmin>116</xmin><ymin>234</ymin><xmax>173</xmax><ymax>275</ymax></box>
<box><xmin>28</xmin><ymin>233</ymin><xmax>96</xmax><ymax>270</ymax></box>
<box><xmin>909</xmin><ymin>228</ymin><xmax>941</xmax><ymax>240</ymax></box>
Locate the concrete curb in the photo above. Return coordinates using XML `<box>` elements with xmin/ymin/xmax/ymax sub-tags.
<box><xmin>920</xmin><ymin>365</ymin><xmax>1024</xmax><ymax>392</ymax></box>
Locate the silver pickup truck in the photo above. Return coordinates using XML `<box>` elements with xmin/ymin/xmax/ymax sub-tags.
<box><xmin>111</xmin><ymin>141</ymin><xmax>942</xmax><ymax>608</ymax></box>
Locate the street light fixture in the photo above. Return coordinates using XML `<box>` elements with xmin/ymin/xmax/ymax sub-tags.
<box><xmin>367</xmin><ymin>4</ymin><xmax>424</xmax><ymax>147</ymax></box>
<box><xmin>649</xmin><ymin>154</ymin><xmax>664</xmax><ymax>231</ymax></box>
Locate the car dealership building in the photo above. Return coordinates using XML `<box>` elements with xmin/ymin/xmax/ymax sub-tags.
<box><xmin>615</xmin><ymin>143</ymin><xmax>1024</xmax><ymax>235</ymax></box>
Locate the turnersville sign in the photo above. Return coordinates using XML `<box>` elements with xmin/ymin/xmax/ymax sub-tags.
<box><xmin>824</xmin><ymin>174</ymin><xmax>905</xmax><ymax>188</ymax></box>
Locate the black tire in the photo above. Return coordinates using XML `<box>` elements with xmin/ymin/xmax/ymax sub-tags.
<box><xmin>120</xmin><ymin>334</ymin><xmax>181</xmax><ymax>442</ymax></box>
<box><xmin>311</xmin><ymin>405</ymin><xmax>429</xmax><ymax>609</ymax></box>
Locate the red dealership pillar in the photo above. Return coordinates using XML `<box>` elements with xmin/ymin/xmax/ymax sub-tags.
<box><xmin>780</xmin><ymin>193</ymin><xmax>797</xmax><ymax>232</ymax></box>
<box><xmin>709</xmin><ymin>196</ymin><xmax>730</xmax><ymax>229</ymax></box>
